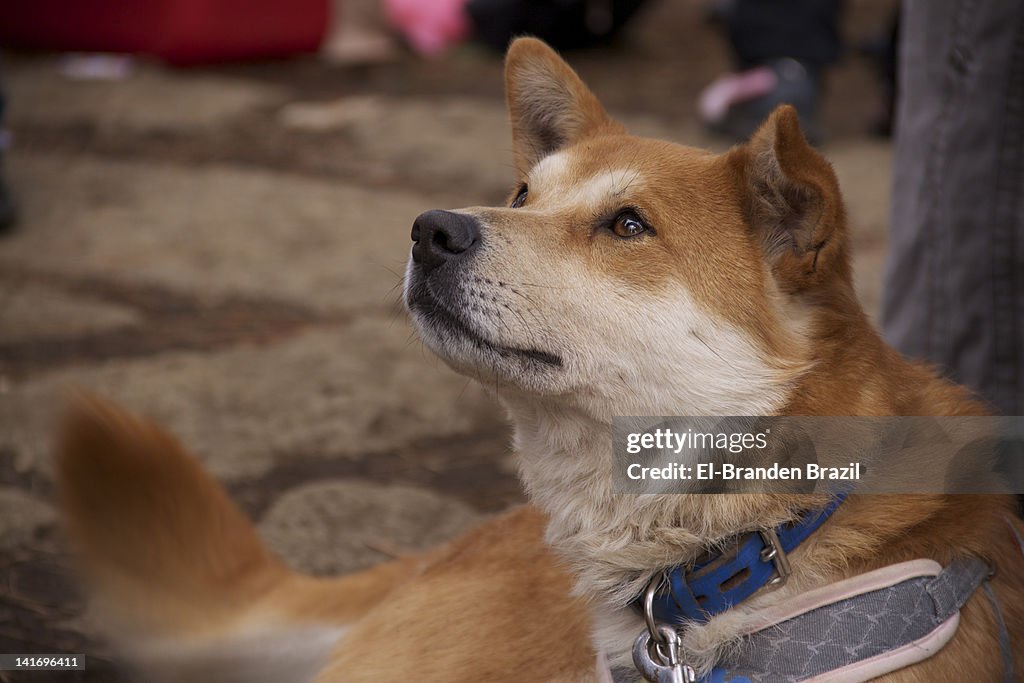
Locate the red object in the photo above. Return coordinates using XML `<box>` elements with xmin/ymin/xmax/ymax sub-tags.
<box><xmin>0</xmin><ymin>0</ymin><xmax>331</xmax><ymax>65</ymax></box>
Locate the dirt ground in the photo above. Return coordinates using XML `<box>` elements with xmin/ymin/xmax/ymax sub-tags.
<box><xmin>0</xmin><ymin>2</ymin><xmax>896</xmax><ymax>680</ymax></box>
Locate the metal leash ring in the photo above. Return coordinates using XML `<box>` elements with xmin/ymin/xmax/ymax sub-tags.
<box><xmin>643</xmin><ymin>574</ymin><xmax>668</xmax><ymax>645</ymax></box>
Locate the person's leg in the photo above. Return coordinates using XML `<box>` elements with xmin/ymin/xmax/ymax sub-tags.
<box><xmin>883</xmin><ymin>0</ymin><xmax>1024</xmax><ymax>415</ymax></box>
<box><xmin>0</xmin><ymin>73</ymin><xmax>14</xmax><ymax>232</ymax></box>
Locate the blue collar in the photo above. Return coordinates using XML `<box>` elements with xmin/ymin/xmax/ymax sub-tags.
<box><xmin>635</xmin><ymin>492</ymin><xmax>847</xmax><ymax>624</ymax></box>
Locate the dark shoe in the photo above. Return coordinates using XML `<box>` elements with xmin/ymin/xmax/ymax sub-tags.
<box><xmin>698</xmin><ymin>58</ymin><xmax>822</xmax><ymax>145</ymax></box>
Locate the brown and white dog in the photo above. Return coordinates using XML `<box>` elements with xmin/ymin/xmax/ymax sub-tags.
<box><xmin>57</xmin><ymin>39</ymin><xmax>1023</xmax><ymax>682</ymax></box>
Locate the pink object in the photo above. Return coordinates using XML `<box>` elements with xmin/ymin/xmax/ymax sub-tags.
<box><xmin>383</xmin><ymin>0</ymin><xmax>470</xmax><ymax>57</ymax></box>
<box><xmin>698</xmin><ymin>66</ymin><xmax>778</xmax><ymax>124</ymax></box>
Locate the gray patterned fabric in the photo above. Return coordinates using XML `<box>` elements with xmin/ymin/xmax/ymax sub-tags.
<box><xmin>615</xmin><ymin>557</ymin><xmax>998</xmax><ymax>683</ymax></box>
<box><xmin>708</xmin><ymin>557</ymin><xmax>990</xmax><ymax>682</ymax></box>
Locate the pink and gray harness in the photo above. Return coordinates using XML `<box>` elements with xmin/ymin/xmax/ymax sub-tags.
<box><xmin>613</xmin><ymin>496</ymin><xmax>1020</xmax><ymax>683</ymax></box>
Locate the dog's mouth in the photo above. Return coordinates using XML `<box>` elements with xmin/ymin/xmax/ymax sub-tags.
<box><xmin>407</xmin><ymin>284</ymin><xmax>563</xmax><ymax>369</ymax></box>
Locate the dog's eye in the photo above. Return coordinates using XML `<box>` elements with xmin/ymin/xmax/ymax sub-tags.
<box><xmin>510</xmin><ymin>185</ymin><xmax>528</xmax><ymax>209</ymax></box>
<box><xmin>612</xmin><ymin>212</ymin><xmax>649</xmax><ymax>238</ymax></box>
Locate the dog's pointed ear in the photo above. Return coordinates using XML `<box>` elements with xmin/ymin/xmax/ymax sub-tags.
<box><xmin>729</xmin><ymin>105</ymin><xmax>851</xmax><ymax>292</ymax></box>
<box><xmin>505</xmin><ymin>38</ymin><xmax>624</xmax><ymax>173</ymax></box>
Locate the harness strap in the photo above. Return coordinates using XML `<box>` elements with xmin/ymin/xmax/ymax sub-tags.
<box><xmin>982</xmin><ymin>581</ymin><xmax>1016</xmax><ymax>683</ymax></box>
<box><xmin>697</xmin><ymin>556</ymin><xmax>991</xmax><ymax>683</ymax></box>
<box><xmin>927</xmin><ymin>554</ymin><xmax>990</xmax><ymax>620</ymax></box>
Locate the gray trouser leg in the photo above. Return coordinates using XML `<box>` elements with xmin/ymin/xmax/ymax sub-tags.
<box><xmin>883</xmin><ymin>0</ymin><xmax>1024</xmax><ymax>415</ymax></box>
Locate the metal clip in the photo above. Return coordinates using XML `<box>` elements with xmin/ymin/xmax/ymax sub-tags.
<box><xmin>634</xmin><ymin>575</ymin><xmax>696</xmax><ymax>683</ymax></box>
<box><xmin>759</xmin><ymin>528</ymin><xmax>791</xmax><ymax>587</ymax></box>
<box><xmin>632</xmin><ymin>625</ymin><xmax>696</xmax><ymax>683</ymax></box>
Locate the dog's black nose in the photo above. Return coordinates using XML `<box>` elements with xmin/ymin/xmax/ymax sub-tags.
<box><xmin>411</xmin><ymin>210</ymin><xmax>481</xmax><ymax>274</ymax></box>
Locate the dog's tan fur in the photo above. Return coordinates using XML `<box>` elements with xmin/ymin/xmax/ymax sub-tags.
<box><xmin>56</xmin><ymin>38</ymin><xmax>1023</xmax><ymax>682</ymax></box>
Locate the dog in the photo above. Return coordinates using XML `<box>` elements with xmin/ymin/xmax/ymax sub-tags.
<box><xmin>56</xmin><ymin>38</ymin><xmax>1023</xmax><ymax>682</ymax></box>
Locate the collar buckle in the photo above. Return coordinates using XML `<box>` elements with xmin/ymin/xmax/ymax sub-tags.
<box><xmin>759</xmin><ymin>528</ymin><xmax>792</xmax><ymax>587</ymax></box>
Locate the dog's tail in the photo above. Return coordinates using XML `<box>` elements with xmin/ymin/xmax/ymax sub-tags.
<box><xmin>56</xmin><ymin>395</ymin><xmax>412</xmax><ymax>683</ymax></box>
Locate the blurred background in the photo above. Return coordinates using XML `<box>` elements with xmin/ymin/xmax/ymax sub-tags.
<box><xmin>0</xmin><ymin>1</ymin><xmax>896</xmax><ymax>679</ymax></box>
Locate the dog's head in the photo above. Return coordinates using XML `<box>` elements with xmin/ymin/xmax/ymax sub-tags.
<box><xmin>405</xmin><ymin>38</ymin><xmax>854</xmax><ymax>419</ymax></box>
